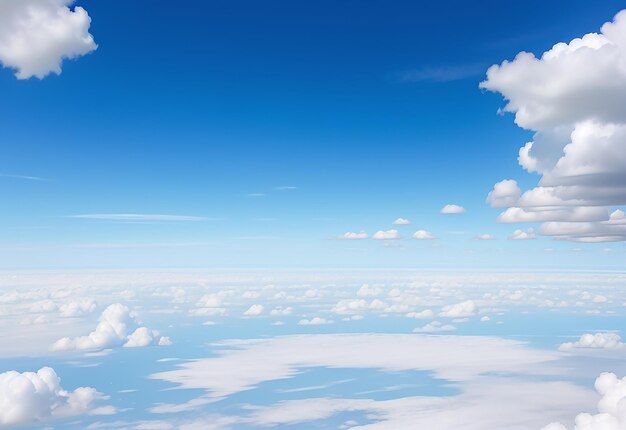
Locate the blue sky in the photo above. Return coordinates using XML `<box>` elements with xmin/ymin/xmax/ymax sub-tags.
<box><xmin>1</xmin><ymin>0</ymin><xmax>626</xmax><ymax>269</ymax></box>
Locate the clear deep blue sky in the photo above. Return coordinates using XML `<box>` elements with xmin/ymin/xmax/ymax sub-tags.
<box><xmin>1</xmin><ymin>0</ymin><xmax>624</xmax><ymax>268</ymax></box>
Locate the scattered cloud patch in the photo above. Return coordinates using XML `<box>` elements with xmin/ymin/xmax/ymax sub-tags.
<box><xmin>50</xmin><ymin>304</ymin><xmax>170</xmax><ymax>352</ymax></box>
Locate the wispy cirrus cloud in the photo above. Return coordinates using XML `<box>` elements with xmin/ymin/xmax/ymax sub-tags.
<box><xmin>69</xmin><ymin>214</ymin><xmax>209</xmax><ymax>222</ymax></box>
<box><xmin>0</xmin><ymin>173</ymin><xmax>47</xmax><ymax>181</ymax></box>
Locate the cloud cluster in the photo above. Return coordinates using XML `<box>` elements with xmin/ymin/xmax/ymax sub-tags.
<box><xmin>482</xmin><ymin>10</ymin><xmax>626</xmax><ymax>242</ymax></box>
<box><xmin>0</xmin><ymin>0</ymin><xmax>97</xmax><ymax>79</ymax></box>
<box><xmin>50</xmin><ymin>303</ymin><xmax>171</xmax><ymax>351</ymax></box>
<box><xmin>439</xmin><ymin>300</ymin><xmax>478</xmax><ymax>318</ymax></box>
<box><xmin>542</xmin><ymin>372</ymin><xmax>626</xmax><ymax>429</ymax></box>
<box><xmin>0</xmin><ymin>367</ymin><xmax>100</xmax><ymax>427</ymax></box>
<box><xmin>559</xmin><ymin>333</ymin><xmax>624</xmax><ymax>351</ymax></box>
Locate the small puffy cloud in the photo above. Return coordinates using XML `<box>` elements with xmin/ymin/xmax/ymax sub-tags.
<box><xmin>0</xmin><ymin>0</ymin><xmax>97</xmax><ymax>79</ymax></box>
<box><xmin>197</xmin><ymin>294</ymin><xmax>223</xmax><ymax>308</ymax></box>
<box><xmin>412</xmin><ymin>230</ymin><xmax>436</xmax><ymax>240</ymax></box>
<box><xmin>372</xmin><ymin>229</ymin><xmax>401</xmax><ymax>240</ymax></box>
<box><xmin>474</xmin><ymin>234</ymin><xmax>496</xmax><ymax>241</ymax></box>
<box><xmin>337</xmin><ymin>231</ymin><xmax>368</xmax><ymax>240</ymax></box>
<box><xmin>298</xmin><ymin>317</ymin><xmax>333</xmax><ymax>325</ymax></box>
<box><xmin>440</xmin><ymin>204</ymin><xmax>466</xmax><ymax>214</ymax></box>
<box><xmin>50</xmin><ymin>304</ymin><xmax>169</xmax><ymax>352</ymax></box>
<box><xmin>243</xmin><ymin>304</ymin><xmax>264</xmax><ymax>317</ymax></box>
<box><xmin>542</xmin><ymin>372</ymin><xmax>626</xmax><ymax>429</ymax></box>
<box><xmin>413</xmin><ymin>321</ymin><xmax>456</xmax><ymax>333</ymax></box>
<box><xmin>123</xmin><ymin>327</ymin><xmax>152</xmax><ymax>348</ymax></box>
<box><xmin>439</xmin><ymin>300</ymin><xmax>478</xmax><ymax>318</ymax></box>
<box><xmin>509</xmin><ymin>228</ymin><xmax>537</xmax><ymax>240</ymax></box>
<box><xmin>59</xmin><ymin>298</ymin><xmax>96</xmax><ymax>317</ymax></box>
<box><xmin>487</xmin><ymin>179</ymin><xmax>521</xmax><ymax>208</ymax></box>
<box><xmin>559</xmin><ymin>333</ymin><xmax>624</xmax><ymax>351</ymax></box>
<box><xmin>0</xmin><ymin>367</ymin><xmax>100</xmax><ymax>427</ymax></box>
<box><xmin>392</xmin><ymin>218</ymin><xmax>412</xmax><ymax>225</ymax></box>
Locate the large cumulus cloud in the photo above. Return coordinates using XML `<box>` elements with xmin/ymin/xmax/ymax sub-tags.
<box><xmin>481</xmin><ymin>10</ymin><xmax>626</xmax><ymax>242</ymax></box>
<box><xmin>542</xmin><ymin>372</ymin><xmax>626</xmax><ymax>429</ymax></box>
<box><xmin>0</xmin><ymin>367</ymin><xmax>100</xmax><ymax>427</ymax></box>
<box><xmin>0</xmin><ymin>0</ymin><xmax>97</xmax><ymax>79</ymax></box>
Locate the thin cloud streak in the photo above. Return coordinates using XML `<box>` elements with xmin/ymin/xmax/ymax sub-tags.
<box><xmin>0</xmin><ymin>173</ymin><xmax>47</xmax><ymax>181</ymax></box>
<box><xmin>69</xmin><ymin>214</ymin><xmax>209</xmax><ymax>222</ymax></box>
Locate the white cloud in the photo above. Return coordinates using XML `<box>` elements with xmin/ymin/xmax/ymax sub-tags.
<box><xmin>497</xmin><ymin>207</ymin><xmax>609</xmax><ymax>223</ymax></box>
<box><xmin>392</xmin><ymin>218</ymin><xmax>411</xmax><ymax>225</ymax></box>
<box><xmin>59</xmin><ymin>298</ymin><xmax>96</xmax><ymax>317</ymax></box>
<box><xmin>151</xmin><ymin>333</ymin><xmax>592</xmax><ymax>428</ymax></box>
<box><xmin>405</xmin><ymin>309</ymin><xmax>435</xmax><ymax>319</ymax></box>
<box><xmin>481</xmin><ymin>10</ymin><xmax>626</xmax><ymax>242</ymax></box>
<box><xmin>50</xmin><ymin>303</ymin><xmax>169</xmax><ymax>351</ymax></box>
<box><xmin>332</xmin><ymin>299</ymin><xmax>368</xmax><ymax>314</ymax></box>
<box><xmin>0</xmin><ymin>0</ymin><xmax>97</xmax><ymax>79</ymax></box>
<box><xmin>412</xmin><ymin>229</ymin><xmax>436</xmax><ymax>240</ymax></box>
<box><xmin>270</xmin><ymin>307</ymin><xmax>293</xmax><ymax>316</ymax></box>
<box><xmin>509</xmin><ymin>228</ymin><xmax>537</xmax><ymax>240</ymax></box>
<box><xmin>243</xmin><ymin>304</ymin><xmax>264</xmax><ymax>316</ymax></box>
<box><xmin>559</xmin><ymin>333</ymin><xmax>624</xmax><ymax>351</ymax></box>
<box><xmin>0</xmin><ymin>367</ymin><xmax>100</xmax><ymax>427</ymax></box>
<box><xmin>487</xmin><ymin>180</ymin><xmax>521</xmax><ymax>208</ymax></box>
<box><xmin>298</xmin><ymin>317</ymin><xmax>333</xmax><ymax>325</ymax></box>
<box><xmin>439</xmin><ymin>300</ymin><xmax>478</xmax><ymax>318</ymax></box>
<box><xmin>474</xmin><ymin>234</ymin><xmax>496</xmax><ymax>241</ymax></box>
<box><xmin>372</xmin><ymin>230</ymin><xmax>402</xmax><ymax>240</ymax></box>
<box><xmin>440</xmin><ymin>204</ymin><xmax>466</xmax><ymax>214</ymax></box>
<box><xmin>151</xmin><ymin>333</ymin><xmax>560</xmax><ymax>399</ymax></box>
<box><xmin>337</xmin><ymin>231</ymin><xmax>368</xmax><ymax>240</ymax></box>
<box><xmin>356</xmin><ymin>284</ymin><xmax>382</xmax><ymax>297</ymax></box>
<box><xmin>413</xmin><ymin>321</ymin><xmax>456</xmax><ymax>333</ymax></box>
<box><xmin>542</xmin><ymin>372</ymin><xmax>626</xmax><ymax>430</ymax></box>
